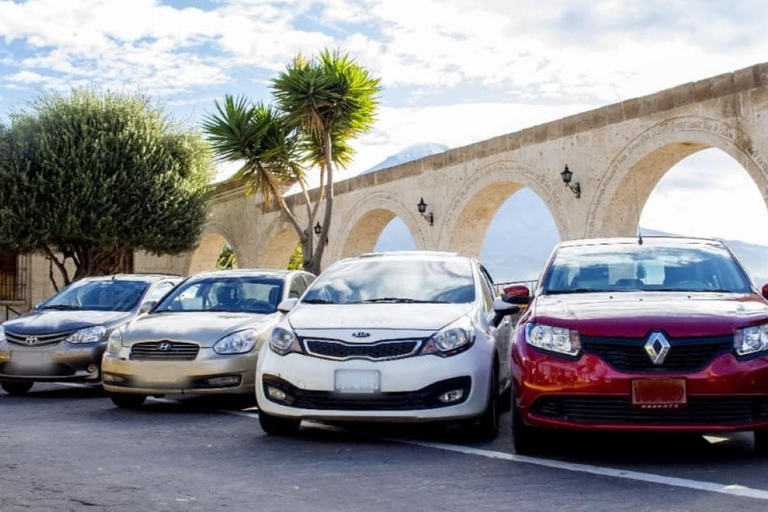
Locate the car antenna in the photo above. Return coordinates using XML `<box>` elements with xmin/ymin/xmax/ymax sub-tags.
<box><xmin>632</xmin><ymin>173</ymin><xmax>643</xmax><ymax>245</ymax></box>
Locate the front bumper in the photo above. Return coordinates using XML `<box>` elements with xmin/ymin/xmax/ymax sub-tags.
<box><xmin>102</xmin><ymin>348</ymin><xmax>257</xmax><ymax>396</ymax></box>
<box><xmin>0</xmin><ymin>342</ymin><xmax>104</xmax><ymax>382</ymax></box>
<box><xmin>513</xmin><ymin>341</ymin><xmax>768</xmax><ymax>432</ymax></box>
<box><xmin>256</xmin><ymin>344</ymin><xmax>492</xmax><ymax>422</ymax></box>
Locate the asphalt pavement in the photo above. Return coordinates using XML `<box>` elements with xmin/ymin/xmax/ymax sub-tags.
<box><xmin>2</xmin><ymin>383</ymin><xmax>768</xmax><ymax>511</ymax></box>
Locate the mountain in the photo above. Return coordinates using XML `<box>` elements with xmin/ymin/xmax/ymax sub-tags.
<box><xmin>361</xmin><ymin>142</ymin><xmax>451</xmax><ymax>175</ymax></box>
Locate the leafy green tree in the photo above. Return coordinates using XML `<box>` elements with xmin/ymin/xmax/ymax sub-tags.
<box><xmin>216</xmin><ymin>245</ymin><xmax>237</xmax><ymax>270</ymax></box>
<box><xmin>287</xmin><ymin>244</ymin><xmax>303</xmax><ymax>271</ymax></box>
<box><xmin>204</xmin><ymin>49</ymin><xmax>380</xmax><ymax>274</ymax></box>
<box><xmin>0</xmin><ymin>89</ymin><xmax>213</xmax><ymax>289</ymax></box>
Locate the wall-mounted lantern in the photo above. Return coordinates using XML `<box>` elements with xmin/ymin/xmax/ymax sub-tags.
<box><xmin>560</xmin><ymin>164</ymin><xmax>581</xmax><ymax>199</ymax></box>
<box><xmin>417</xmin><ymin>197</ymin><xmax>434</xmax><ymax>226</ymax></box>
<box><xmin>314</xmin><ymin>222</ymin><xmax>323</xmax><ymax>237</ymax></box>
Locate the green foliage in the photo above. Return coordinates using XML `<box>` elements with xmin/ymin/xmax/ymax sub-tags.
<box><xmin>287</xmin><ymin>244</ymin><xmax>303</xmax><ymax>271</ymax></box>
<box><xmin>0</xmin><ymin>89</ymin><xmax>214</xmax><ymax>285</ymax></box>
<box><xmin>216</xmin><ymin>244</ymin><xmax>237</xmax><ymax>270</ymax></box>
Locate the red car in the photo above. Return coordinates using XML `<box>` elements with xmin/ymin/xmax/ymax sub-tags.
<box><xmin>509</xmin><ymin>237</ymin><xmax>768</xmax><ymax>454</ymax></box>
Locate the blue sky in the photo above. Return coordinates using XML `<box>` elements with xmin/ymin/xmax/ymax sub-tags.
<box><xmin>2</xmin><ymin>0</ymin><xmax>768</xmax><ymax>244</ymax></box>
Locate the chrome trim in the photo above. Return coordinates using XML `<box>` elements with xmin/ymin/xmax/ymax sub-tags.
<box><xmin>301</xmin><ymin>338</ymin><xmax>423</xmax><ymax>362</ymax></box>
<box><xmin>644</xmin><ymin>332</ymin><xmax>671</xmax><ymax>365</ymax></box>
<box><xmin>6</xmin><ymin>330</ymin><xmax>73</xmax><ymax>347</ymax></box>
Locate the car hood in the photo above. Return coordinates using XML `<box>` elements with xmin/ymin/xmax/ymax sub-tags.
<box><xmin>3</xmin><ymin>310</ymin><xmax>133</xmax><ymax>334</ymax></box>
<box><xmin>530</xmin><ymin>292</ymin><xmax>768</xmax><ymax>338</ymax></box>
<box><xmin>122</xmin><ymin>311</ymin><xmax>278</xmax><ymax>347</ymax></box>
<box><xmin>288</xmin><ymin>303</ymin><xmax>473</xmax><ymax>341</ymax></box>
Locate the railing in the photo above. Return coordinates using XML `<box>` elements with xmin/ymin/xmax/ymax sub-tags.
<box><xmin>0</xmin><ymin>252</ymin><xmax>27</xmax><ymax>302</ymax></box>
<box><xmin>3</xmin><ymin>305</ymin><xmax>22</xmax><ymax>321</ymax></box>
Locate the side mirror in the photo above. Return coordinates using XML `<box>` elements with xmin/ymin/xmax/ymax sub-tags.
<box><xmin>34</xmin><ymin>302</ymin><xmax>43</xmax><ymax>311</ymax></box>
<box><xmin>762</xmin><ymin>284</ymin><xmax>768</xmax><ymax>299</ymax></box>
<box><xmin>492</xmin><ymin>297</ymin><xmax>521</xmax><ymax>327</ymax></box>
<box><xmin>502</xmin><ymin>285</ymin><xmax>531</xmax><ymax>305</ymax></box>
<box><xmin>277</xmin><ymin>298</ymin><xmax>299</xmax><ymax>314</ymax></box>
<box><xmin>139</xmin><ymin>300</ymin><xmax>157</xmax><ymax>314</ymax></box>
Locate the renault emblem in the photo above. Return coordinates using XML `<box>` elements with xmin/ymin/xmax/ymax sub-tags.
<box><xmin>25</xmin><ymin>336</ymin><xmax>38</xmax><ymax>346</ymax></box>
<box><xmin>644</xmin><ymin>332</ymin><xmax>671</xmax><ymax>365</ymax></box>
<box><xmin>157</xmin><ymin>341</ymin><xmax>173</xmax><ymax>352</ymax></box>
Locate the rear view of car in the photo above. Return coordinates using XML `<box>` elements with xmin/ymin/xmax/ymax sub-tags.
<box><xmin>0</xmin><ymin>275</ymin><xmax>179</xmax><ymax>395</ymax></box>
<box><xmin>256</xmin><ymin>252</ymin><xmax>520</xmax><ymax>439</ymax></box>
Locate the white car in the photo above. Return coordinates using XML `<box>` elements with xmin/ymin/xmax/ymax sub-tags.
<box><xmin>255</xmin><ymin>252</ymin><xmax>520</xmax><ymax>440</ymax></box>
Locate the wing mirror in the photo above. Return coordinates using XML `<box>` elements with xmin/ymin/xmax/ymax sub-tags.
<box><xmin>762</xmin><ymin>284</ymin><xmax>768</xmax><ymax>300</ymax></box>
<box><xmin>277</xmin><ymin>298</ymin><xmax>299</xmax><ymax>314</ymax></box>
<box><xmin>502</xmin><ymin>285</ymin><xmax>532</xmax><ymax>305</ymax></box>
<box><xmin>139</xmin><ymin>300</ymin><xmax>157</xmax><ymax>314</ymax></box>
<box><xmin>34</xmin><ymin>302</ymin><xmax>43</xmax><ymax>311</ymax></box>
<box><xmin>492</xmin><ymin>297</ymin><xmax>521</xmax><ymax>327</ymax></box>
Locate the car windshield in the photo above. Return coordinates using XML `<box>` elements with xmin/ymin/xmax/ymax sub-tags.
<box><xmin>301</xmin><ymin>258</ymin><xmax>475</xmax><ymax>305</ymax></box>
<box><xmin>42</xmin><ymin>280</ymin><xmax>149</xmax><ymax>312</ymax></box>
<box><xmin>154</xmin><ymin>276</ymin><xmax>284</xmax><ymax>314</ymax></box>
<box><xmin>541</xmin><ymin>243</ymin><xmax>752</xmax><ymax>295</ymax></box>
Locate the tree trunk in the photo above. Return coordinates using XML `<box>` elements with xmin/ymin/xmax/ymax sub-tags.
<box><xmin>308</xmin><ymin>129</ymin><xmax>335</xmax><ymax>275</ymax></box>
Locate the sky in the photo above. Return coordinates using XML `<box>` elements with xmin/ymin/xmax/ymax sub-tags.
<box><xmin>1</xmin><ymin>0</ymin><xmax>768</xmax><ymax>244</ymax></box>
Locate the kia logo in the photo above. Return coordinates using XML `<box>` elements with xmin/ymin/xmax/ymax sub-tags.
<box><xmin>352</xmin><ymin>332</ymin><xmax>370</xmax><ymax>338</ymax></box>
<box><xmin>25</xmin><ymin>336</ymin><xmax>38</xmax><ymax>346</ymax></box>
<box><xmin>157</xmin><ymin>341</ymin><xmax>173</xmax><ymax>352</ymax></box>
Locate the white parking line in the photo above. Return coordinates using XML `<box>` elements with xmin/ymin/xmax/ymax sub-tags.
<box><xmin>223</xmin><ymin>409</ymin><xmax>768</xmax><ymax>502</ymax></box>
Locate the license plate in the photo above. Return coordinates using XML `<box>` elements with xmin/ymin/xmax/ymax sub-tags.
<box><xmin>11</xmin><ymin>351</ymin><xmax>49</xmax><ymax>367</ymax></box>
<box><xmin>632</xmin><ymin>379</ymin><xmax>687</xmax><ymax>409</ymax></box>
<box><xmin>334</xmin><ymin>370</ymin><xmax>380</xmax><ymax>394</ymax></box>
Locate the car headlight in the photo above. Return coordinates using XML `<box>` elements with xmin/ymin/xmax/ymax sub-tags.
<box><xmin>213</xmin><ymin>329</ymin><xmax>258</xmax><ymax>355</ymax></box>
<box><xmin>268</xmin><ymin>326</ymin><xmax>302</xmax><ymax>356</ymax></box>
<box><xmin>106</xmin><ymin>328</ymin><xmax>123</xmax><ymax>354</ymax></box>
<box><xmin>421</xmin><ymin>317</ymin><xmax>475</xmax><ymax>357</ymax></box>
<box><xmin>66</xmin><ymin>326</ymin><xmax>106</xmax><ymax>344</ymax></box>
<box><xmin>734</xmin><ymin>324</ymin><xmax>768</xmax><ymax>356</ymax></box>
<box><xmin>525</xmin><ymin>323</ymin><xmax>581</xmax><ymax>357</ymax></box>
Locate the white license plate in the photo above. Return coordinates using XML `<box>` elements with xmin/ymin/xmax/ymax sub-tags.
<box><xmin>11</xmin><ymin>351</ymin><xmax>49</xmax><ymax>367</ymax></box>
<box><xmin>334</xmin><ymin>370</ymin><xmax>380</xmax><ymax>394</ymax></box>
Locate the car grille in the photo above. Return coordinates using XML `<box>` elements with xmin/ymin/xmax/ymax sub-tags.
<box><xmin>581</xmin><ymin>335</ymin><xmax>733</xmax><ymax>372</ymax></box>
<box><xmin>263</xmin><ymin>375</ymin><xmax>471</xmax><ymax>411</ymax></box>
<box><xmin>302</xmin><ymin>338</ymin><xmax>422</xmax><ymax>361</ymax></box>
<box><xmin>5</xmin><ymin>330</ymin><xmax>73</xmax><ymax>347</ymax></box>
<box><xmin>130</xmin><ymin>341</ymin><xmax>199</xmax><ymax>361</ymax></box>
<box><xmin>531</xmin><ymin>396</ymin><xmax>768</xmax><ymax>426</ymax></box>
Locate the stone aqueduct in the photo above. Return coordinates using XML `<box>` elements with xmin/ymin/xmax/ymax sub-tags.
<box><xmin>134</xmin><ymin>61</ymin><xmax>768</xmax><ymax>279</ymax></box>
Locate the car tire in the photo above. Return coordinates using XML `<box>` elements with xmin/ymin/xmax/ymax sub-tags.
<box><xmin>473</xmin><ymin>365</ymin><xmax>501</xmax><ymax>442</ymax></box>
<box><xmin>754</xmin><ymin>430</ymin><xmax>768</xmax><ymax>456</ymax></box>
<box><xmin>0</xmin><ymin>380</ymin><xmax>33</xmax><ymax>396</ymax></box>
<box><xmin>258</xmin><ymin>410</ymin><xmax>301</xmax><ymax>436</ymax></box>
<box><xmin>511</xmin><ymin>396</ymin><xmax>542</xmax><ymax>455</ymax></box>
<box><xmin>110</xmin><ymin>394</ymin><xmax>146</xmax><ymax>409</ymax></box>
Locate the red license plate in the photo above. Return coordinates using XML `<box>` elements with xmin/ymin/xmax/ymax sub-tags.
<box><xmin>631</xmin><ymin>379</ymin><xmax>687</xmax><ymax>409</ymax></box>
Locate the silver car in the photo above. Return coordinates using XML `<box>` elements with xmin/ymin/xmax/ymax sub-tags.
<box><xmin>256</xmin><ymin>252</ymin><xmax>520</xmax><ymax>440</ymax></box>
<box><xmin>0</xmin><ymin>274</ymin><xmax>180</xmax><ymax>395</ymax></box>
<box><xmin>102</xmin><ymin>269</ymin><xmax>314</xmax><ymax>408</ymax></box>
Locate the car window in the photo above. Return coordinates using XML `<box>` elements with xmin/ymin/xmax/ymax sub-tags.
<box><xmin>41</xmin><ymin>280</ymin><xmax>149</xmax><ymax>312</ymax></box>
<box><xmin>478</xmin><ymin>265</ymin><xmax>495</xmax><ymax>311</ymax></box>
<box><xmin>147</xmin><ymin>281</ymin><xmax>175</xmax><ymax>302</ymax></box>
<box><xmin>288</xmin><ymin>276</ymin><xmax>307</xmax><ymax>299</ymax></box>
<box><xmin>155</xmin><ymin>276</ymin><xmax>284</xmax><ymax>314</ymax></box>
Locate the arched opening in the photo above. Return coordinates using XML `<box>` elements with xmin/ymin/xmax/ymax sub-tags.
<box><xmin>479</xmin><ymin>188</ymin><xmax>560</xmax><ymax>284</ymax></box>
<box><xmin>188</xmin><ymin>232</ymin><xmax>233</xmax><ymax>275</ymax></box>
<box><xmin>341</xmin><ymin>208</ymin><xmax>418</xmax><ymax>258</ymax></box>
<box><xmin>640</xmin><ymin>148</ymin><xmax>768</xmax><ymax>282</ymax></box>
<box><xmin>374</xmin><ymin>217</ymin><xmax>417</xmax><ymax>252</ymax></box>
<box><xmin>261</xmin><ymin>228</ymin><xmax>300</xmax><ymax>269</ymax></box>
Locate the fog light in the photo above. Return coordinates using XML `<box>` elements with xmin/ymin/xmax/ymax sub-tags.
<box><xmin>102</xmin><ymin>373</ymin><xmax>125</xmax><ymax>384</ymax></box>
<box><xmin>266</xmin><ymin>385</ymin><xmax>294</xmax><ymax>405</ymax></box>
<box><xmin>87</xmin><ymin>364</ymin><xmax>98</xmax><ymax>373</ymax></box>
<box><xmin>206</xmin><ymin>375</ymin><xmax>241</xmax><ymax>387</ymax></box>
<box><xmin>438</xmin><ymin>389</ymin><xmax>465</xmax><ymax>403</ymax></box>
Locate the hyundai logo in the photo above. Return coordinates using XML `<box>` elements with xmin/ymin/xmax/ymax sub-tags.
<box><xmin>352</xmin><ymin>332</ymin><xmax>371</xmax><ymax>338</ymax></box>
<box><xmin>157</xmin><ymin>341</ymin><xmax>173</xmax><ymax>352</ymax></box>
<box><xmin>25</xmin><ymin>336</ymin><xmax>38</xmax><ymax>346</ymax></box>
<box><xmin>644</xmin><ymin>332</ymin><xmax>671</xmax><ymax>365</ymax></box>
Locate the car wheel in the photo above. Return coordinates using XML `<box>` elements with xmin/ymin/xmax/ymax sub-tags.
<box><xmin>511</xmin><ymin>396</ymin><xmax>542</xmax><ymax>455</ymax></box>
<box><xmin>258</xmin><ymin>410</ymin><xmax>301</xmax><ymax>436</ymax></box>
<box><xmin>110</xmin><ymin>394</ymin><xmax>146</xmax><ymax>409</ymax></box>
<box><xmin>754</xmin><ymin>430</ymin><xmax>768</xmax><ymax>456</ymax></box>
<box><xmin>0</xmin><ymin>380</ymin><xmax>33</xmax><ymax>396</ymax></box>
<box><xmin>473</xmin><ymin>365</ymin><xmax>501</xmax><ymax>442</ymax></box>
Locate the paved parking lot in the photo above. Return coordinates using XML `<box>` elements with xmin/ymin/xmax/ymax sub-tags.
<box><xmin>3</xmin><ymin>384</ymin><xmax>768</xmax><ymax>511</ymax></box>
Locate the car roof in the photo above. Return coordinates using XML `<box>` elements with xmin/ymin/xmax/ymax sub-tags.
<box><xmin>187</xmin><ymin>268</ymin><xmax>307</xmax><ymax>280</ymax></box>
<box><xmin>558</xmin><ymin>236</ymin><xmax>727</xmax><ymax>249</ymax></box>
<box><xmin>345</xmin><ymin>251</ymin><xmax>474</xmax><ymax>264</ymax></box>
<box><xmin>80</xmin><ymin>274</ymin><xmax>180</xmax><ymax>283</ymax></box>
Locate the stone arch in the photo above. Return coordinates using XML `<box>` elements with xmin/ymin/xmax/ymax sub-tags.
<box><xmin>586</xmin><ymin>116</ymin><xmax>768</xmax><ymax>238</ymax></box>
<box><xmin>186</xmin><ymin>223</ymin><xmax>240</xmax><ymax>275</ymax></box>
<box><xmin>437</xmin><ymin>160</ymin><xmax>568</xmax><ymax>258</ymax></box>
<box><xmin>333</xmin><ymin>192</ymin><xmax>426</xmax><ymax>260</ymax></box>
<box><xmin>258</xmin><ymin>218</ymin><xmax>300</xmax><ymax>269</ymax></box>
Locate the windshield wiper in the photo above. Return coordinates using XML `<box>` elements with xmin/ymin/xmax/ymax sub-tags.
<box><xmin>302</xmin><ymin>298</ymin><xmax>336</xmax><ymax>304</ymax></box>
<box><xmin>40</xmin><ymin>304</ymin><xmax>85</xmax><ymax>310</ymax></box>
<box><xmin>355</xmin><ymin>297</ymin><xmax>450</xmax><ymax>304</ymax></box>
<box><xmin>545</xmin><ymin>289</ymin><xmax>610</xmax><ymax>295</ymax></box>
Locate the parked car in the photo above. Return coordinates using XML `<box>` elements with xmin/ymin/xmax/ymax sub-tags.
<box><xmin>510</xmin><ymin>236</ymin><xmax>768</xmax><ymax>454</ymax></box>
<box><xmin>0</xmin><ymin>274</ymin><xmax>180</xmax><ymax>395</ymax></box>
<box><xmin>256</xmin><ymin>252</ymin><xmax>520</xmax><ymax>440</ymax></box>
<box><xmin>102</xmin><ymin>269</ymin><xmax>314</xmax><ymax>408</ymax></box>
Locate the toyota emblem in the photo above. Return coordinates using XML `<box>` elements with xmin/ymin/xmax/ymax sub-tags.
<box><xmin>157</xmin><ymin>341</ymin><xmax>173</xmax><ymax>352</ymax></box>
<box><xmin>25</xmin><ymin>336</ymin><xmax>39</xmax><ymax>346</ymax></box>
